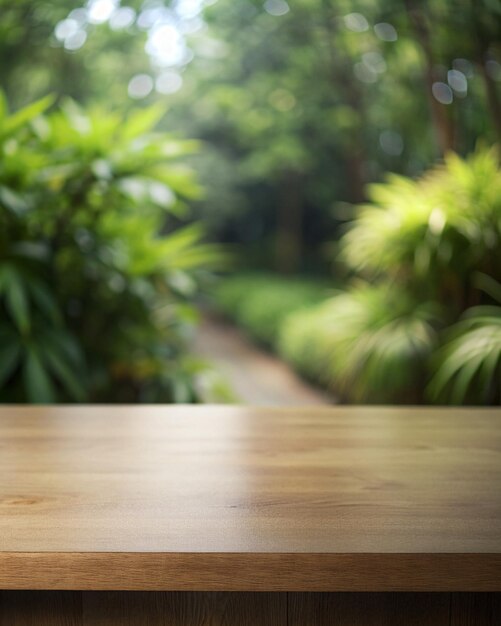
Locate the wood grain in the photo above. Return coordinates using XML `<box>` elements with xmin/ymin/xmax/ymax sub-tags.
<box><xmin>450</xmin><ymin>593</ymin><xmax>501</xmax><ymax>625</ymax></box>
<box><xmin>1</xmin><ymin>553</ymin><xmax>501</xmax><ymax>591</ymax></box>
<box><xmin>288</xmin><ymin>592</ymin><xmax>452</xmax><ymax>626</ymax></box>
<box><xmin>83</xmin><ymin>592</ymin><xmax>286</xmax><ymax>626</ymax></box>
<box><xmin>1</xmin><ymin>405</ymin><xmax>500</xmax><ymax>591</ymax></box>
<box><xmin>0</xmin><ymin>592</ymin><xmax>286</xmax><ymax>626</ymax></box>
<box><xmin>0</xmin><ymin>591</ymin><xmax>82</xmax><ymax>626</ymax></box>
<box><xmin>1</xmin><ymin>592</ymin><xmax>500</xmax><ymax>625</ymax></box>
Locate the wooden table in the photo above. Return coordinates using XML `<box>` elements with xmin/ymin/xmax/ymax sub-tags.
<box><xmin>1</xmin><ymin>405</ymin><xmax>500</xmax><ymax>624</ymax></box>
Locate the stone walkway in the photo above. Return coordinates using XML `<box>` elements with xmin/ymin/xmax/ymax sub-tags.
<box><xmin>193</xmin><ymin>313</ymin><xmax>333</xmax><ymax>406</ymax></box>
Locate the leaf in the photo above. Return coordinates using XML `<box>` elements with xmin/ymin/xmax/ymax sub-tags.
<box><xmin>477</xmin><ymin>346</ymin><xmax>501</xmax><ymax>400</ymax></box>
<box><xmin>121</xmin><ymin>103</ymin><xmax>167</xmax><ymax>141</ymax></box>
<box><xmin>28</xmin><ymin>279</ymin><xmax>62</xmax><ymax>325</ymax></box>
<box><xmin>44</xmin><ymin>327</ymin><xmax>85</xmax><ymax>370</ymax></box>
<box><xmin>23</xmin><ymin>349</ymin><xmax>55</xmax><ymax>403</ymax></box>
<box><xmin>428</xmin><ymin>311</ymin><xmax>501</xmax><ymax>403</ymax></box>
<box><xmin>449</xmin><ymin>353</ymin><xmax>486</xmax><ymax>404</ymax></box>
<box><xmin>2</xmin><ymin>94</ymin><xmax>54</xmax><ymax>138</ymax></box>
<box><xmin>4</xmin><ymin>274</ymin><xmax>30</xmax><ymax>334</ymax></box>
<box><xmin>473</xmin><ymin>272</ymin><xmax>501</xmax><ymax>305</ymax></box>
<box><xmin>157</xmin><ymin>223</ymin><xmax>204</xmax><ymax>256</ymax></box>
<box><xmin>43</xmin><ymin>343</ymin><xmax>85</xmax><ymax>401</ymax></box>
<box><xmin>0</xmin><ymin>186</ymin><xmax>30</xmax><ymax>216</ymax></box>
<box><xmin>60</xmin><ymin>98</ymin><xmax>91</xmax><ymax>135</ymax></box>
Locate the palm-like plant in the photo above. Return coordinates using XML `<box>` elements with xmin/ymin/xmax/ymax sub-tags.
<box><xmin>342</xmin><ymin>148</ymin><xmax>501</xmax><ymax>313</ymax></box>
<box><xmin>429</xmin><ymin>275</ymin><xmax>501</xmax><ymax>405</ymax></box>
<box><xmin>327</xmin><ymin>148</ymin><xmax>501</xmax><ymax>404</ymax></box>
<box><xmin>280</xmin><ymin>283</ymin><xmax>440</xmax><ymax>403</ymax></box>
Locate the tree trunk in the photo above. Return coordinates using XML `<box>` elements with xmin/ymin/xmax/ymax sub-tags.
<box><xmin>320</xmin><ymin>0</ymin><xmax>367</xmax><ymax>202</ymax></box>
<box><xmin>478</xmin><ymin>57</ymin><xmax>501</xmax><ymax>144</ymax></box>
<box><xmin>405</xmin><ymin>0</ymin><xmax>455</xmax><ymax>156</ymax></box>
<box><xmin>275</xmin><ymin>171</ymin><xmax>303</xmax><ymax>274</ymax></box>
<box><xmin>345</xmin><ymin>147</ymin><xmax>365</xmax><ymax>203</ymax></box>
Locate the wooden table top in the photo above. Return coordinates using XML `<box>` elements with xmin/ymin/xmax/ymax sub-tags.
<box><xmin>1</xmin><ymin>405</ymin><xmax>500</xmax><ymax>591</ymax></box>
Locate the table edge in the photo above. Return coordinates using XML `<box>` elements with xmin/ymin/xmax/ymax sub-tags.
<box><xmin>1</xmin><ymin>552</ymin><xmax>500</xmax><ymax>591</ymax></box>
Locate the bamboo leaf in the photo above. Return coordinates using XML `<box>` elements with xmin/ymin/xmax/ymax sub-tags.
<box><xmin>43</xmin><ymin>343</ymin><xmax>85</xmax><ymax>401</ymax></box>
<box><xmin>2</xmin><ymin>94</ymin><xmax>54</xmax><ymax>138</ymax></box>
<box><xmin>23</xmin><ymin>349</ymin><xmax>55</xmax><ymax>403</ymax></box>
<box><xmin>4</xmin><ymin>274</ymin><xmax>30</xmax><ymax>334</ymax></box>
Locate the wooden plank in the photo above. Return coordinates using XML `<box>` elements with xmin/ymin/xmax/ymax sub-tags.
<box><xmin>288</xmin><ymin>592</ymin><xmax>452</xmax><ymax>626</ymax></box>
<box><xmin>450</xmin><ymin>593</ymin><xmax>501</xmax><ymax>625</ymax></box>
<box><xmin>0</xmin><ymin>405</ymin><xmax>500</xmax><ymax>591</ymax></box>
<box><xmin>0</xmin><ymin>591</ymin><xmax>82</xmax><ymax>626</ymax></box>
<box><xmin>82</xmin><ymin>592</ymin><xmax>286</xmax><ymax>625</ymax></box>
<box><xmin>1</xmin><ymin>591</ymin><xmax>500</xmax><ymax>625</ymax></box>
<box><xmin>0</xmin><ymin>591</ymin><xmax>286</xmax><ymax>626</ymax></box>
<box><xmin>1</xmin><ymin>553</ymin><xmax>501</xmax><ymax>592</ymax></box>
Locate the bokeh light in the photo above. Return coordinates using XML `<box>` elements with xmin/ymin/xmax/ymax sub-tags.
<box><xmin>354</xmin><ymin>62</ymin><xmax>377</xmax><ymax>83</ymax></box>
<box><xmin>447</xmin><ymin>69</ymin><xmax>467</xmax><ymax>96</ymax></box>
<box><xmin>264</xmin><ymin>0</ymin><xmax>290</xmax><ymax>17</ymax></box>
<box><xmin>65</xmin><ymin>30</ymin><xmax>87</xmax><ymax>51</ymax></box>
<box><xmin>128</xmin><ymin>74</ymin><xmax>154</xmax><ymax>98</ymax></box>
<box><xmin>87</xmin><ymin>0</ymin><xmax>118</xmax><ymax>25</ymax></box>
<box><xmin>379</xmin><ymin>130</ymin><xmax>404</xmax><ymax>156</ymax></box>
<box><xmin>155</xmin><ymin>71</ymin><xmax>183</xmax><ymax>94</ymax></box>
<box><xmin>432</xmin><ymin>82</ymin><xmax>453</xmax><ymax>105</ymax></box>
<box><xmin>344</xmin><ymin>13</ymin><xmax>369</xmax><ymax>32</ymax></box>
<box><xmin>362</xmin><ymin>51</ymin><xmax>387</xmax><ymax>74</ymax></box>
<box><xmin>374</xmin><ymin>22</ymin><xmax>397</xmax><ymax>42</ymax></box>
<box><xmin>109</xmin><ymin>7</ymin><xmax>136</xmax><ymax>30</ymax></box>
<box><xmin>146</xmin><ymin>23</ymin><xmax>187</xmax><ymax>66</ymax></box>
<box><xmin>55</xmin><ymin>19</ymin><xmax>80</xmax><ymax>41</ymax></box>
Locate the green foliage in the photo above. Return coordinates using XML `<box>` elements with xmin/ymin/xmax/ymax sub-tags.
<box><xmin>0</xmin><ymin>93</ymin><xmax>220</xmax><ymax>403</ymax></box>
<box><xmin>429</xmin><ymin>308</ymin><xmax>501</xmax><ymax>405</ymax></box>
<box><xmin>1</xmin><ymin>0</ymin><xmax>500</xmax><ymax>278</ymax></box>
<box><xmin>214</xmin><ymin>273</ymin><xmax>332</xmax><ymax>346</ymax></box>
<box><xmin>278</xmin><ymin>302</ymin><xmax>339</xmax><ymax>384</ymax></box>
<box><xmin>279</xmin><ymin>284</ymin><xmax>440</xmax><ymax>403</ymax></box>
<box><xmin>164</xmin><ymin>0</ymin><xmax>501</xmax><ymax>270</ymax></box>
<box><xmin>428</xmin><ymin>275</ymin><xmax>501</xmax><ymax>405</ymax></box>
<box><xmin>1</xmin><ymin>0</ymin><xmax>500</xmax><ymax>405</ymax></box>
<box><xmin>285</xmin><ymin>148</ymin><xmax>501</xmax><ymax>404</ymax></box>
<box><xmin>342</xmin><ymin>148</ymin><xmax>501</xmax><ymax>313</ymax></box>
<box><xmin>222</xmin><ymin>149</ymin><xmax>501</xmax><ymax>405</ymax></box>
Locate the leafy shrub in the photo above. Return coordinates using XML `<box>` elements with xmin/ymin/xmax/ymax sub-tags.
<box><xmin>0</xmin><ymin>93</ymin><xmax>220</xmax><ymax>403</ymax></box>
<box><xmin>278</xmin><ymin>302</ymin><xmax>338</xmax><ymax>383</ymax></box>
<box><xmin>279</xmin><ymin>147</ymin><xmax>501</xmax><ymax>404</ymax></box>
<box><xmin>342</xmin><ymin>148</ymin><xmax>501</xmax><ymax>314</ymax></box>
<box><xmin>318</xmin><ymin>149</ymin><xmax>501</xmax><ymax>403</ymax></box>
<box><xmin>279</xmin><ymin>284</ymin><xmax>440</xmax><ymax>403</ymax></box>
<box><xmin>214</xmin><ymin>273</ymin><xmax>332</xmax><ymax>346</ymax></box>
<box><xmin>428</xmin><ymin>275</ymin><xmax>501</xmax><ymax>405</ymax></box>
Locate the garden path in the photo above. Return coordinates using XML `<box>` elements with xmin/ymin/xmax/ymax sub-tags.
<box><xmin>193</xmin><ymin>312</ymin><xmax>333</xmax><ymax>405</ymax></box>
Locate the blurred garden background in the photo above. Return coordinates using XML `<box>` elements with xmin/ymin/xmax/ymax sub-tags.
<box><xmin>0</xmin><ymin>0</ymin><xmax>500</xmax><ymax>405</ymax></box>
